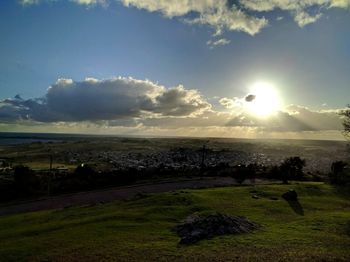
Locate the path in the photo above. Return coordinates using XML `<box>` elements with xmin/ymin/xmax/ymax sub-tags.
<box><xmin>0</xmin><ymin>177</ymin><xmax>237</xmax><ymax>216</ymax></box>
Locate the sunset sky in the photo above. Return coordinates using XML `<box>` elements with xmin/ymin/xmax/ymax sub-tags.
<box><xmin>1</xmin><ymin>0</ymin><xmax>349</xmax><ymax>139</ymax></box>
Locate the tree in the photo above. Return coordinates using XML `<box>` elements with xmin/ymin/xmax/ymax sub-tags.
<box><xmin>13</xmin><ymin>165</ymin><xmax>39</xmax><ymax>193</ymax></box>
<box><xmin>339</xmin><ymin>105</ymin><xmax>350</xmax><ymax>140</ymax></box>
<box><xmin>329</xmin><ymin>161</ymin><xmax>349</xmax><ymax>185</ymax></box>
<box><xmin>280</xmin><ymin>157</ymin><xmax>306</xmax><ymax>183</ymax></box>
<box><xmin>74</xmin><ymin>163</ymin><xmax>95</xmax><ymax>180</ymax></box>
<box><xmin>233</xmin><ymin>164</ymin><xmax>257</xmax><ymax>185</ymax></box>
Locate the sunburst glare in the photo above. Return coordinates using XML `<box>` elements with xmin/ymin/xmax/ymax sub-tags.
<box><xmin>245</xmin><ymin>82</ymin><xmax>281</xmax><ymax>117</ymax></box>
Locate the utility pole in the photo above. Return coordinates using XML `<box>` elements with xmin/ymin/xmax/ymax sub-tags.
<box><xmin>48</xmin><ymin>149</ymin><xmax>53</xmax><ymax>196</ymax></box>
<box><xmin>201</xmin><ymin>144</ymin><xmax>206</xmax><ymax>168</ymax></box>
<box><xmin>201</xmin><ymin>141</ymin><xmax>209</xmax><ymax>169</ymax></box>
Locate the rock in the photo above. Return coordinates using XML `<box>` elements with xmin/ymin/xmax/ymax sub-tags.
<box><xmin>174</xmin><ymin>212</ymin><xmax>259</xmax><ymax>244</ymax></box>
<box><xmin>282</xmin><ymin>189</ymin><xmax>298</xmax><ymax>201</ymax></box>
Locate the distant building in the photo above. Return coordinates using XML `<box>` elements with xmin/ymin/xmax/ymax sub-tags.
<box><xmin>54</xmin><ymin>166</ymin><xmax>69</xmax><ymax>173</ymax></box>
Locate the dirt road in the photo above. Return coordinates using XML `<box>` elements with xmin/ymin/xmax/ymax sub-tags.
<box><xmin>0</xmin><ymin>177</ymin><xmax>236</xmax><ymax>216</ymax></box>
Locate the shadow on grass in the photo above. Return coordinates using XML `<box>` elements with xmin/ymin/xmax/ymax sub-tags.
<box><xmin>333</xmin><ymin>185</ymin><xmax>350</xmax><ymax>200</ymax></box>
<box><xmin>285</xmin><ymin>200</ymin><xmax>304</xmax><ymax>216</ymax></box>
<box><xmin>346</xmin><ymin>221</ymin><xmax>350</xmax><ymax>236</ymax></box>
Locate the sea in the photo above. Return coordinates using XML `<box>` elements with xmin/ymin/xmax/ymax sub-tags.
<box><xmin>0</xmin><ymin>132</ymin><xmax>85</xmax><ymax>145</ymax></box>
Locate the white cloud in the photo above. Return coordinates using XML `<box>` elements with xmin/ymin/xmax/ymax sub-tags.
<box><xmin>207</xmin><ymin>38</ymin><xmax>231</xmax><ymax>48</ymax></box>
<box><xmin>20</xmin><ymin>0</ymin><xmax>41</xmax><ymax>5</ymax></box>
<box><xmin>240</xmin><ymin>0</ymin><xmax>349</xmax><ymax>27</ymax></box>
<box><xmin>121</xmin><ymin>0</ymin><xmax>268</xmax><ymax>36</ymax></box>
<box><xmin>239</xmin><ymin>0</ymin><xmax>329</xmax><ymax>12</ymax></box>
<box><xmin>119</xmin><ymin>0</ymin><xmax>350</xmax><ymax>43</ymax></box>
<box><xmin>219</xmin><ymin>97</ymin><xmax>239</xmax><ymax>108</ymax></box>
<box><xmin>72</xmin><ymin>0</ymin><xmax>108</xmax><ymax>6</ymax></box>
<box><xmin>20</xmin><ymin>0</ymin><xmax>108</xmax><ymax>6</ymax></box>
<box><xmin>18</xmin><ymin>0</ymin><xmax>350</xmax><ymax>46</ymax></box>
<box><xmin>294</xmin><ymin>10</ymin><xmax>323</xmax><ymax>27</ymax></box>
<box><xmin>331</xmin><ymin>0</ymin><xmax>350</xmax><ymax>8</ymax></box>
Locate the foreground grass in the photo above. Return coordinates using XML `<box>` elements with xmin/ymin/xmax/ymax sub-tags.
<box><xmin>0</xmin><ymin>182</ymin><xmax>349</xmax><ymax>261</ymax></box>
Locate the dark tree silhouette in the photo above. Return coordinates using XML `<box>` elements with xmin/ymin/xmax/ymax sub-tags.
<box><xmin>233</xmin><ymin>164</ymin><xmax>257</xmax><ymax>185</ymax></box>
<box><xmin>329</xmin><ymin>161</ymin><xmax>348</xmax><ymax>184</ymax></box>
<box><xmin>339</xmin><ymin>105</ymin><xmax>350</xmax><ymax>140</ymax></box>
<box><xmin>280</xmin><ymin>157</ymin><xmax>306</xmax><ymax>184</ymax></box>
<box><xmin>74</xmin><ymin>163</ymin><xmax>95</xmax><ymax>180</ymax></box>
<box><xmin>331</xmin><ymin>161</ymin><xmax>347</xmax><ymax>175</ymax></box>
<box><xmin>13</xmin><ymin>165</ymin><xmax>39</xmax><ymax>193</ymax></box>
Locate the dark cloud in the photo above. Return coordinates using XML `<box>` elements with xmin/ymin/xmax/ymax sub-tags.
<box><xmin>245</xmin><ymin>94</ymin><xmax>256</xmax><ymax>102</ymax></box>
<box><xmin>0</xmin><ymin>77</ymin><xmax>210</xmax><ymax>123</ymax></box>
<box><xmin>153</xmin><ymin>86</ymin><xmax>209</xmax><ymax>116</ymax></box>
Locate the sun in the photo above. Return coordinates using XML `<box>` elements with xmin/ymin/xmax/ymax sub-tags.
<box><xmin>245</xmin><ymin>82</ymin><xmax>281</xmax><ymax>116</ymax></box>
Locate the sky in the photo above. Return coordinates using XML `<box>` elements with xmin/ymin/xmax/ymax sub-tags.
<box><xmin>0</xmin><ymin>0</ymin><xmax>349</xmax><ymax>139</ymax></box>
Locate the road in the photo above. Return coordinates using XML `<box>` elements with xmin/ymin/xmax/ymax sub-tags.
<box><xmin>0</xmin><ymin>177</ymin><xmax>237</xmax><ymax>216</ymax></box>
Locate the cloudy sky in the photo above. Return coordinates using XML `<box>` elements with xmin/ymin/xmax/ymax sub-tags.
<box><xmin>0</xmin><ymin>0</ymin><xmax>349</xmax><ymax>139</ymax></box>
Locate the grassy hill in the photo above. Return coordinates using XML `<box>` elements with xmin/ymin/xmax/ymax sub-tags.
<box><xmin>0</xmin><ymin>182</ymin><xmax>349</xmax><ymax>261</ymax></box>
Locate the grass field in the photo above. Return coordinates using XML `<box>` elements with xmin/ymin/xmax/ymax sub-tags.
<box><xmin>0</xmin><ymin>182</ymin><xmax>349</xmax><ymax>261</ymax></box>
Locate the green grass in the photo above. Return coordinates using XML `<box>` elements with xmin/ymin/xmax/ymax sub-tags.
<box><xmin>0</xmin><ymin>182</ymin><xmax>349</xmax><ymax>261</ymax></box>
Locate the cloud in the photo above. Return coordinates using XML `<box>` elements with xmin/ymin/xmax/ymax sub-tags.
<box><xmin>331</xmin><ymin>0</ymin><xmax>350</xmax><ymax>8</ymax></box>
<box><xmin>285</xmin><ymin>104</ymin><xmax>343</xmax><ymax>130</ymax></box>
<box><xmin>293</xmin><ymin>10</ymin><xmax>322</xmax><ymax>27</ymax></box>
<box><xmin>121</xmin><ymin>0</ymin><xmax>268</xmax><ymax>36</ymax></box>
<box><xmin>20</xmin><ymin>0</ymin><xmax>268</xmax><ymax>39</ymax></box>
<box><xmin>207</xmin><ymin>38</ymin><xmax>231</xmax><ymax>49</ymax></box>
<box><xmin>245</xmin><ymin>94</ymin><xmax>256</xmax><ymax>102</ymax></box>
<box><xmin>0</xmin><ymin>76</ymin><xmax>344</xmax><ymax>139</ymax></box>
<box><xmin>240</xmin><ymin>0</ymin><xmax>349</xmax><ymax>27</ymax></box>
<box><xmin>227</xmin><ymin>105</ymin><xmax>343</xmax><ymax>132</ymax></box>
<box><xmin>227</xmin><ymin>111</ymin><xmax>314</xmax><ymax>131</ymax></box>
<box><xmin>18</xmin><ymin>0</ymin><xmax>350</xmax><ymax>46</ymax></box>
<box><xmin>186</xmin><ymin>4</ymin><xmax>268</xmax><ymax>36</ymax></box>
<box><xmin>219</xmin><ymin>98</ymin><xmax>237</xmax><ymax>109</ymax></box>
<box><xmin>239</xmin><ymin>0</ymin><xmax>341</xmax><ymax>12</ymax></box>
<box><xmin>139</xmin><ymin>111</ymin><xmax>232</xmax><ymax>129</ymax></box>
<box><xmin>20</xmin><ymin>0</ymin><xmax>40</xmax><ymax>5</ymax></box>
<box><xmin>72</xmin><ymin>0</ymin><xmax>108</xmax><ymax>6</ymax></box>
<box><xmin>120</xmin><ymin>0</ymin><xmax>350</xmax><ymax>38</ymax></box>
<box><xmin>19</xmin><ymin>0</ymin><xmax>108</xmax><ymax>6</ymax></box>
<box><xmin>0</xmin><ymin>77</ymin><xmax>210</xmax><ymax>122</ymax></box>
